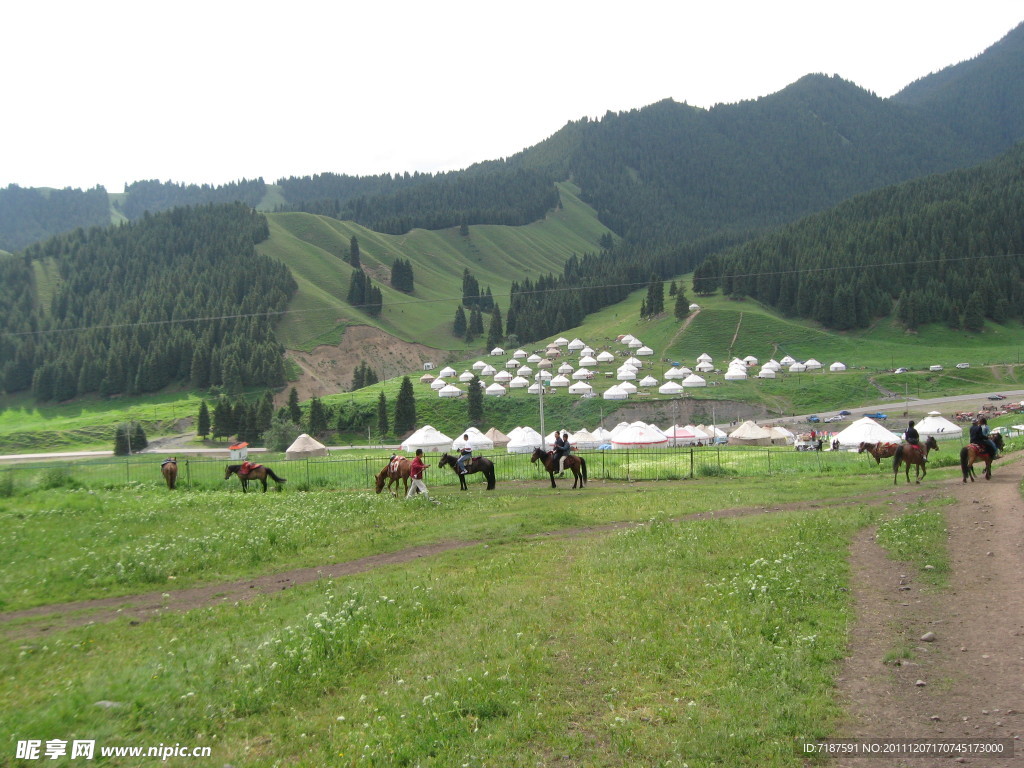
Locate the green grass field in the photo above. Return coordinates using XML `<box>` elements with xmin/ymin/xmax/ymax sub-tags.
<box><xmin>1</xmin><ymin>466</ymin><xmax>941</xmax><ymax>766</ymax></box>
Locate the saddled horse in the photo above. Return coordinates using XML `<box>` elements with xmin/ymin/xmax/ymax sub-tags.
<box><xmin>161</xmin><ymin>458</ymin><xmax>178</xmax><ymax>490</ymax></box>
<box><xmin>858</xmin><ymin>441</ymin><xmax>900</xmax><ymax>466</ymax></box>
<box><xmin>375</xmin><ymin>456</ymin><xmax>412</xmax><ymax>496</ymax></box>
<box><xmin>961</xmin><ymin>431</ymin><xmax>1004</xmax><ymax>483</ymax></box>
<box><xmin>225</xmin><ymin>463</ymin><xmax>287</xmax><ymax>493</ymax></box>
<box><xmin>438</xmin><ymin>453</ymin><xmax>496</xmax><ymax>490</ymax></box>
<box><xmin>892</xmin><ymin>435</ymin><xmax>940</xmax><ymax>485</ymax></box>
<box><xmin>530</xmin><ymin>447</ymin><xmax>587</xmax><ymax>489</ymax></box>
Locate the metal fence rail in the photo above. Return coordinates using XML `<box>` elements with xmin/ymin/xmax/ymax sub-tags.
<box><xmin>0</xmin><ymin>446</ymin><xmax>900</xmax><ymax>493</ymax></box>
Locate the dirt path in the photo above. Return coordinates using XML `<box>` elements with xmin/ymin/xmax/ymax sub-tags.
<box><xmin>837</xmin><ymin>456</ymin><xmax>1024</xmax><ymax>766</ymax></box>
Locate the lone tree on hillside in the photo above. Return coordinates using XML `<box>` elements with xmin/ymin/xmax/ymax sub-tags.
<box><xmin>376</xmin><ymin>391</ymin><xmax>389</xmax><ymax>438</ymax></box>
<box><xmin>114</xmin><ymin>421</ymin><xmax>147</xmax><ymax>456</ymax></box>
<box><xmin>393</xmin><ymin>376</ymin><xmax>417</xmax><ymax>435</ymax></box>
<box><xmin>197</xmin><ymin>401</ymin><xmax>211</xmax><ymax>439</ymax></box>
<box><xmin>467</xmin><ymin>375</ymin><xmax>484</xmax><ymax>427</ymax></box>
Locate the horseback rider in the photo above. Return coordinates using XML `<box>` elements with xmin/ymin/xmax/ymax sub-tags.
<box><xmin>553</xmin><ymin>430</ymin><xmax>571</xmax><ymax>475</ymax></box>
<box><xmin>904</xmin><ymin>420</ymin><xmax>926</xmax><ymax>462</ymax></box>
<box><xmin>977</xmin><ymin>417</ymin><xmax>1000</xmax><ymax>459</ymax></box>
<box><xmin>455</xmin><ymin>433</ymin><xmax>473</xmax><ymax>475</ymax></box>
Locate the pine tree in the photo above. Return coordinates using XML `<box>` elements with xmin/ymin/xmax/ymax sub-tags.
<box><xmin>287</xmin><ymin>387</ymin><xmax>302</xmax><ymax>423</ymax></box>
<box><xmin>468</xmin><ymin>306</ymin><xmax>484</xmax><ymax>339</ymax></box>
<box><xmin>393</xmin><ymin>376</ymin><xmax>417</xmax><ymax>435</ymax></box>
<box><xmin>486</xmin><ymin>306</ymin><xmax>504</xmax><ymax>349</ymax></box>
<box><xmin>453</xmin><ymin>306</ymin><xmax>467</xmax><ymax>337</ymax></box>
<box><xmin>376</xmin><ymin>391</ymin><xmax>389</xmax><ymax>437</ymax></box>
<box><xmin>349</xmin><ymin>235</ymin><xmax>361</xmax><ymax>269</ymax></box>
<box><xmin>307</xmin><ymin>396</ymin><xmax>328</xmax><ymax>436</ymax></box>
<box><xmin>197</xmin><ymin>401</ymin><xmax>211</xmax><ymax>438</ymax></box>
<box><xmin>467</xmin><ymin>376</ymin><xmax>484</xmax><ymax>427</ymax></box>
<box><xmin>674</xmin><ymin>288</ymin><xmax>689</xmax><ymax>320</ymax></box>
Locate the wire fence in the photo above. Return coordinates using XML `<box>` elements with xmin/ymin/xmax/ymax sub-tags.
<box><xmin>0</xmin><ymin>444</ymin><xmax>931</xmax><ymax>494</ymax></box>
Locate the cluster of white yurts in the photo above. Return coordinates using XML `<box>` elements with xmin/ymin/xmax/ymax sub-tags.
<box><xmin>418</xmin><ymin>333</ymin><xmax>849</xmax><ymax>401</ymax></box>
<box><xmin>399</xmin><ymin>422</ymin><xmax>731</xmax><ymax>454</ymax></box>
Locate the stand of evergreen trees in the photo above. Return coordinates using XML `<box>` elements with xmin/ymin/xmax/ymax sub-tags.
<box><xmin>0</xmin><ymin>204</ymin><xmax>296</xmax><ymax>401</ymax></box>
<box><xmin>0</xmin><ymin>184</ymin><xmax>111</xmax><ymax>253</ymax></box>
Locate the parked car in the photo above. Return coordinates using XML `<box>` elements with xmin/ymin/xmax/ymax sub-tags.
<box><xmin>894</xmin><ymin>367</ymin><xmax>909</xmax><ymax>374</ymax></box>
<box><xmin>865</xmin><ymin>412</ymin><xmax>888</xmax><ymax>420</ymax></box>
<box><xmin>806</xmin><ymin>415</ymin><xmax>820</xmax><ymax>423</ymax></box>
<box><xmin>929</xmin><ymin>365</ymin><xmax>943</xmax><ymax>372</ymax></box>
<box><xmin>838</xmin><ymin>410</ymin><xmax>851</xmax><ymax>416</ymax></box>
<box><xmin>988</xmin><ymin>394</ymin><xmax>1006</xmax><ymax>401</ymax></box>
<box><xmin>824</xmin><ymin>415</ymin><xmax>843</xmax><ymax>423</ymax></box>
<box><xmin>956</xmin><ymin>362</ymin><xmax>970</xmax><ymax>369</ymax></box>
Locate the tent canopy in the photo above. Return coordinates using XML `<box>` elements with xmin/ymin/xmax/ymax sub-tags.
<box><xmin>285</xmin><ymin>433</ymin><xmax>328</xmax><ymax>459</ymax></box>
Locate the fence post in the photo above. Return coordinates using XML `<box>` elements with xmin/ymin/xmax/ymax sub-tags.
<box><xmin>767</xmin><ymin>448</ymin><xmax>771</xmax><ymax>476</ymax></box>
<box><xmin>186</xmin><ymin>459</ymin><xmax>191</xmax><ymax>490</ymax></box>
<box><xmin>306</xmin><ymin>458</ymin><xmax>310</xmax><ymax>488</ymax></box>
<box><xmin>690</xmin><ymin>448</ymin><xmax>694</xmax><ymax>479</ymax></box>
<box><xmin>126</xmin><ymin>459</ymin><xmax>130</xmax><ymax>484</ymax></box>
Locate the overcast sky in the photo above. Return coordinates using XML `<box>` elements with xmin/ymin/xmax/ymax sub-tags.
<box><xmin>2</xmin><ymin>1</ymin><xmax>1021</xmax><ymax>192</ymax></box>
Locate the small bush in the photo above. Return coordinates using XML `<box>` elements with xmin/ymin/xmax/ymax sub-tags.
<box><xmin>697</xmin><ymin>464</ymin><xmax>738</xmax><ymax>477</ymax></box>
<box><xmin>36</xmin><ymin>468</ymin><xmax>80</xmax><ymax>490</ymax></box>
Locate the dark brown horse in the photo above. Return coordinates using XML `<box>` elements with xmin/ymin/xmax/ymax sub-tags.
<box><xmin>225</xmin><ymin>463</ymin><xmax>287</xmax><ymax>493</ymax></box>
<box><xmin>892</xmin><ymin>435</ymin><xmax>940</xmax><ymax>485</ymax></box>
<box><xmin>530</xmin><ymin>447</ymin><xmax>587</xmax><ymax>489</ymax></box>
<box><xmin>438</xmin><ymin>453</ymin><xmax>496</xmax><ymax>490</ymax></box>
<box><xmin>961</xmin><ymin>432</ymin><xmax>1004</xmax><ymax>483</ymax></box>
<box><xmin>161</xmin><ymin>458</ymin><xmax>178</xmax><ymax>490</ymax></box>
<box><xmin>375</xmin><ymin>456</ymin><xmax>412</xmax><ymax>496</ymax></box>
<box><xmin>858</xmin><ymin>441</ymin><xmax>899</xmax><ymax>466</ymax></box>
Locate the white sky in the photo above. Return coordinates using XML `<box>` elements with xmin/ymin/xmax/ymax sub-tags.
<box><xmin>2</xmin><ymin>1</ymin><xmax>1021</xmax><ymax>192</ymax></box>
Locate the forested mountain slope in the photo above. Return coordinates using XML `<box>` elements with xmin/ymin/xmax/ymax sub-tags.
<box><xmin>691</xmin><ymin>142</ymin><xmax>1024</xmax><ymax>331</ymax></box>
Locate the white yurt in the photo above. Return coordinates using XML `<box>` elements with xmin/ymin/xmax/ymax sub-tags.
<box><xmin>618</xmin><ymin>381</ymin><xmax>638</xmax><ymax>394</ymax></box>
<box><xmin>506</xmin><ymin>426</ymin><xmax>543</xmax><ymax>453</ymax></box>
<box><xmin>664</xmin><ymin>425</ymin><xmax>700</xmax><ymax>446</ymax></box>
<box><xmin>550</xmin><ymin>374</ymin><xmax>570</xmax><ymax>387</ymax></box>
<box><xmin>512</xmin><ymin>349</ymin><xmax>528</xmax><ymax>359</ymax></box>
<box><xmin>285</xmin><ymin>433</ymin><xmax>328</xmax><ymax>460</ymax></box>
<box><xmin>780</xmin><ymin>355</ymin><xmax>796</xmax><ymax>366</ymax></box>
<box><xmin>789</xmin><ymin>362</ymin><xmax>807</xmax><ymax>373</ymax></box>
<box><xmin>596</xmin><ymin>350</ymin><xmax>616</xmax><ymax>363</ymax></box>
<box><xmin>758</xmin><ymin>366</ymin><xmax>777</xmax><ymax>379</ymax></box>
<box><xmin>805</xmin><ymin>358</ymin><xmax>822</xmax><ymax>370</ymax></box>
<box><xmin>527</xmin><ymin>353</ymin><xmax>542</xmax><ymax>364</ymax></box>
<box><xmin>509</xmin><ymin>375</ymin><xmax>530</xmax><ymax>389</ymax></box>
<box><xmin>558</xmin><ymin>362</ymin><xmax>574</xmax><ymax>374</ymax></box>
<box><xmin>766</xmin><ymin>359</ymin><xmax>782</xmax><ymax>371</ymax></box>
<box><xmin>687</xmin><ymin>425</ymin><xmax>710</xmax><ymax>443</ymax></box>
<box><xmin>743</xmin><ymin>355</ymin><xmax>759</xmax><ymax>366</ymax></box>
<box><xmin>490</xmin><ymin>347</ymin><xmax>505</xmax><ymax>356</ymax></box>
<box><xmin>728</xmin><ymin>421</ymin><xmax>774</xmax><ymax>446</ymax></box>
<box><xmin>696</xmin><ymin>362</ymin><xmax>714</xmax><ymax>373</ymax></box>
<box><xmin>537</xmin><ymin>359</ymin><xmax>553</xmax><ymax>369</ymax></box>
<box><xmin>768</xmin><ymin>426</ymin><xmax>796</xmax><ymax>445</ymax></box>
<box><xmin>494</xmin><ymin>370</ymin><xmax>513</xmax><ymax>383</ymax></box>
<box><xmin>517</xmin><ymin>365</ymin><xmax>533</xmax><ymax>377</ymax></box>
<box><xmin>438</xmin><ymin>366</ymin><xmax>457</xmax><ymax>378</ymax></box>
<box><xmin>659</xmin><ymin>381</ymin><xmax>684</xmax><ymax>395</ymax></box>
<box><xmin>568</xmin><ymin>381</ymin><xmax>593</xmax><ymax>395</ymax></box>
<box><xmin>485</xmin><ymin>427</ymin><xmax>511</xmax><ymax>448</ymax></box>
<box><xmin>603</xmin><ymin>385</ymin><xmax>629</xmax><ymax>400</ymax></box>
<box><xmin>697</xmin><ymin>353</ymin><xmax>713</xmax><ymax>363</ymax></box>
<box><xmin>609</xmin><ymin>422</ymin><xmax>632</xmax><ymax>439</ymax></box>
<box><xmin>419</xmin><ymin>373</ymin><xmax>436</xmax><ymax>384</ymax></box>
<box><xmin>545</xmin><ymin>346</ymin><xmax>560</xmax><ymax>359</ymax></box>
<box><xmin>592</xmin><ymin>427</ymin><xmax>614</xmax><ymax>443</ymax></box>
<box><xmin>535</xmin><ymin>370</ymin><xmax>552</xmax><ymax>381</ymax></box>
<box><xmin>480</xmin><ymin>364</ymin><xmax>497</xmax><ymax>376</ymax></box>
<box><xmin>699</xmin><ymin>425</ymin><xmax>728</xmax><ymax>443</ymax></box>
<box><xmin>688</xmin><ymin>303</ymin><xmax>700</xmax><ymax>312</ymax></box>
<box><xmin>472</xmin><ymin>360</ymin><xmax>487</xmax><ymax>371</ymax></box>
<box><xmin>915</xmin><ymin>411</ymin><xmax>963</xmax><ymax>440</ymax></box>
<box><xmin>580</xmin><ymin>346</ymin><xmax>595</xmax><ymax>357</ymax></box>
<box><xmin>639</xmin><ymin>375</ymin><xmax>659</xmax><ymax>387</ymax></box>
<box><xmin>620</xmin><ymin>334</ymin><xmax>637</xmax><ymax>345</ymax></box>
<box><xmin>567</xmin><ymin>338</ymin><xmax>585</xmax><ymax>351</ymax></box>
<box><xmin>554</xmin><ymin>337</ymin><xmax>569</xmax><ymax>347</ymax></box>
<box><xmin>625</xmin><ymin>356</ymin><xmax>643</xmax><ymax>368</ymax></box>
<box><xmin>570</xmin><ymin>428</ymin><xmax>601</xmax><ymax>449</ymax></box>
<box><xmin>612</xmin><ymin>423</ymin><xmax>669</xmax><ymax>449</ymax></box>
<box><xmin>430</xmin><ymin>378</ymin><xmax>447</xmax><ymax>390</ymax></box>
<box><xmin>682</xmin><ymin>374</ymin><xmax>707</xmax><ymax>387</ymax></box>
<box><xmin>579</xmin><ymin>355</ymin><xmax>598</xmax><ymax>367</ymax></box>
<box><xmin>637</xmin><ymin>345</ymin><xmax>654</xmax><ymax>357</ymax></box>
<box><xmin>451</xmin><ymin>427</ymin><xmax>494</xmax><ymax>450</ymax></box>
<box><xmin>459</xmin><ymin>371</ymin><xmax>475</xmax><ymax>382</ymax></box>
<box><xmin>829</xmin><ymin>361</ymin><xmax>847</xmax><ymax>372</ymax></box>
<box><xmin>724</xmin><ymin>368</ymin><xmax>748</xmax><ymax>381</ymax></box>
<box><xmin>485</xmin><ymin>383</ymin><xmax>506</xmax><ymax>397</ymax></box>
<box><xmin>628</xmin><ymin>338</ymin><xmax>643</xmax><ymax>349</ymax></box>
<box><xmin>664</xmin><ymin>367</ymin><xmax>688</xmax><ymax>379</ymax></box>
<box><xmin>438</xmin><ymin>384</ymin><xmax>463</xmax><ymax>398</ymax></box>
<box><xmin>400</xmin><ymin>425</ymin><xmax>454</xmax><ymax>453</ymax></box>
<box><xmin>505</xmin><ymin>358</ymin><xmax>519</xmax><ymax>369</ymax></box>
<box><xmin>527</xmin><ymin>382</ymin><xmax>543</xmax><ymax>394</ymax></box>
<box><xmin>572</xmin><ymin>368</ymin><xmax>595</xmax><ymax>380</ymax></box>
<box><xmin>833</xmin><ymin>417</ymin><xmax>902</xmax><ymax>449</ymax></box>
<box><xmin>616</xmin><ymin>368</ymin><xmax>637</xmax><ymax>381</ymax></box>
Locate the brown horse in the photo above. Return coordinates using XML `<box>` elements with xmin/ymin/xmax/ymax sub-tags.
<box><xmin>225</xmin><ymin>463</ymin><xmax>287</xmax><ymax>493</ymax></box>
<box><xmin>438</xmin><ymin>453</ymin><xmax>496</xmax><ymax>490</ymax></box>
<box><xmin>530</xmin><ymin>447</ymin><xmax>587</xmax><ymax>489</ymax></box>
<box><xmin>892</xmin><ymin>435</ymin><xmax>940</xmax><ymax>485</ymax></box>
<box><xmin>375</xmin><ymin>456</ymin><xmax>411</xmax><ymax>496</ymax></box>
<box><xmin>161</xmin><ymin>458</ymin><xmax>178</xmax><ymax>490</ymax></box>
<box><xmin>961</xmin><ymin>432</ymin><xmax>1004</xmax><ymax>483</ymax></box>
<box><xmin>858</xmin><ymin>441</ymin><xmax>899</xmax><ymax>465</ymax></box>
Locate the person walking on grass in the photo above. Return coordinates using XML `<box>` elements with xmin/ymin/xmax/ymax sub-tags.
<box><xmin>406</xmin><ymin>448</ymin><xmax>430</xmax><ymax>498</ymax></box>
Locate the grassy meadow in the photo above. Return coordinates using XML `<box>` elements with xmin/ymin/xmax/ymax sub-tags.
<box><xmin>1</xmin><ymin>466</ymin><xmax>949</xmax><ymax>767</ymax></box>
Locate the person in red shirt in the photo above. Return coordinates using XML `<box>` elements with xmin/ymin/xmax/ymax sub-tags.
<box><xmin>406</xmin><ymin>448</ymin><xmax>430</xmax><ymax>499</ymax></box>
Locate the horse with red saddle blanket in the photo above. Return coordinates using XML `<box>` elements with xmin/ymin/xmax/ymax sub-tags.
<box><xmin>961</xmin><ymin>431</ymin><xmax>1004</xmax><ymax>483</ymax></box>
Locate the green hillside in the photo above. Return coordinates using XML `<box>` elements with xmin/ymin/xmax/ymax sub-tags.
<box><xmin>263</xmin><ymin>182</ymin><xmax>611</xmax><ymax>351</ymax></box>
